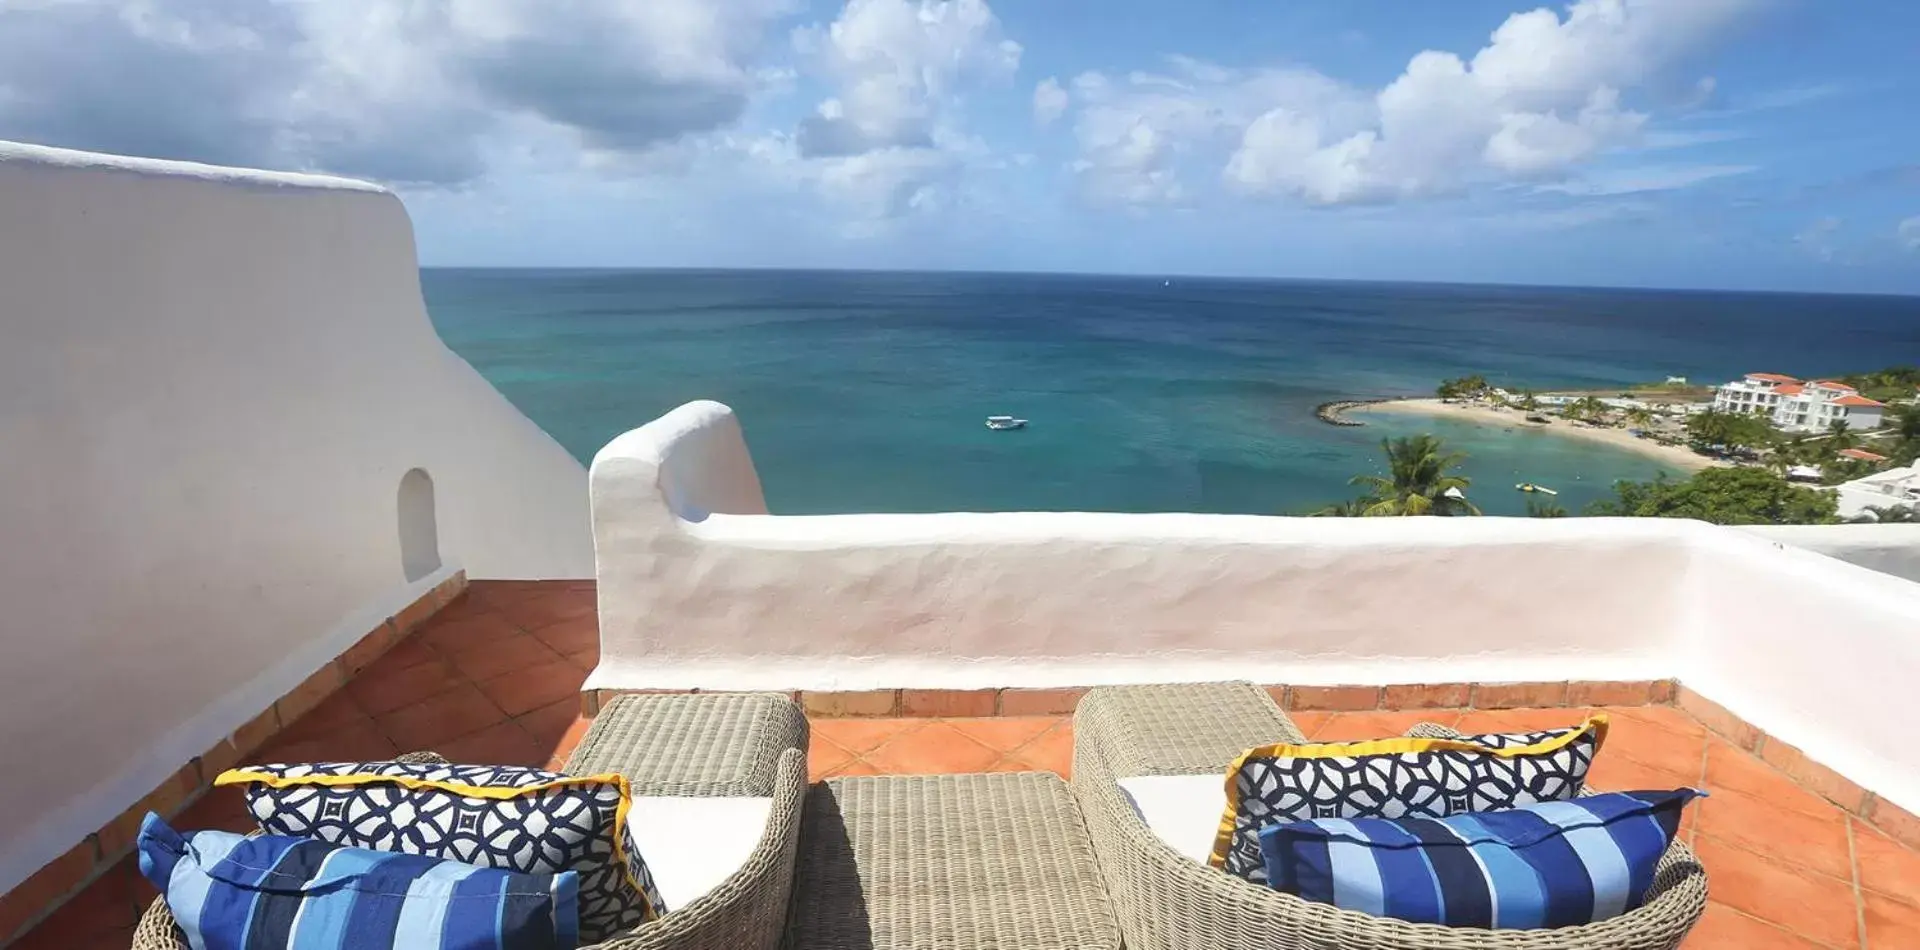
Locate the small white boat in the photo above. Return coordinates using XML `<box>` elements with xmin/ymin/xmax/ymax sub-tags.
<box><xmin>1515</xmin><ymin>482</ymin><xmax>1559</xmax><ymax>495</ymax></box>
<box><xmin>986</xmin><ymin>415</ymin><xmax>1028</xmax><ymax>430</ymax></box>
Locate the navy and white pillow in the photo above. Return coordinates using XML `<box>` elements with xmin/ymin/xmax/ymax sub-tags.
<box><xmin>218</xmin><ymin>762</ymin><xmax>662</xmax><ymax>943</ymax></box>
<box><xmin>1211</xmin><ymin>717</ymin><xmax>1607</xmax><ymax>883</ymax></box>
<box><xmin>137</xmin><ymin>813</ymin><xmax>581</xmax><ymax>949</ymax></box>
<box><xmin>1259</xmin><ymin>789</ymin><xmax>1702</xmax><ymax>928</ymax></box>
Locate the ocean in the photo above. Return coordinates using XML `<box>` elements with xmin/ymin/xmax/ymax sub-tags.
<box><xmin>421</xmin><ymin>269</ymin><xmax>1920</xmax><ymax>518</ymax></box>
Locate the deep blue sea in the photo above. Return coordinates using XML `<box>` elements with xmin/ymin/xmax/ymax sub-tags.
<box><xmin>421</xmin><ymin>269</ymin><xmax>1920</xmax><ymax>518</ymax></box>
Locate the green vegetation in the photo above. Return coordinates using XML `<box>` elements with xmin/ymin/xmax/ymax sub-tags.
<box><xmin>1836</xmin><ymin>365</ymin><xmax>1920</xmax><ymax>404</ymax></box>
<box><xmin>1886</xmin><ymin>404</ymin><xmax>1920</xmax><ymax>466</ymax></box>
<box><xmin>1563</xmin><ymin>396</ymin><xmax>1612</xmax><ymax>423</ymax></box>
<box><xmin>1587</xmin><ymin>468</ymin><xmax>1839</xmax><ymax>525</ymax></box>
<box><xmin>1526</xmin><ymin>499</ymin><xmax>1568</xmax><ymax>518</ymax></box>
<box><xmin>1317</xmin><ymin>435</ymin><xmax>1481</xmax><ymax>517</ymax></box>
<box><xmin>1308</xmin><ymin>499</ymin><xmax>1368</xmax><ymax>517</ymax></box>
<box><xmin>1853</xmin><ymin>505</ymin><xmax>1918</xmax><ymax>524</ymax></box>
<box><xmin>1627</xmin><ymin>381</ymin><xmax>1716</xmax><ymax>399</ymax></box>
<box><xmin>1436</xmin><ymin>375</ymin><xmax>1493</xmax><ymax>400</ymax></box>
<box><xmin>1684</xmin><ymin>410</ymin><xmax>1775</xmax><ymax>455</ymax></box>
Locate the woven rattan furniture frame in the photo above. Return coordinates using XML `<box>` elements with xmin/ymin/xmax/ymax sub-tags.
<box><xmin>784</xmin><ymin>772</ymin><xmax>1121</xmax><ymax>950</ymax></box>
<box><xmin>1071</xmin><ymin>682</ymin><xmax>1709</xmax><ymax>950</ymax></box>
<box><xmin>133</xmin><ymin>692</ymin><xmax>809</xmax><ymax>950</ymax></box>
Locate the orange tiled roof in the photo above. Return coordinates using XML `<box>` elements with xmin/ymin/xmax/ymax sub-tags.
<box><xmin>1774</xmin><ymin>383</ymin><xmax>1806</xmax><ymax>395</ymax></box>
<box><xmin>1834</xmin><ymin>395</ymin><xmax>1885</xmax><ymax>407</ymax></box>
<box><xmin>1839</xmin><ymin>448</ymin><xmax>1889</xmax><ymax>462</ymax></box>
<box><xmin>1745</xmin><ymin>372</ymin><xmax>1800</xmax><ymax>383</ymax></box>
<box><xmin>1814</xmin><ymin>380</ymin><xmax>1858</xmax><ymax>391</ymax></box>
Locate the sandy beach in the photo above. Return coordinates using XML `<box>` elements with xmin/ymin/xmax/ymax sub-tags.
<box><xmin>1349</xmin><ymin>398</ymin><xmax>1722</xmax><ymax>473</ymax></box>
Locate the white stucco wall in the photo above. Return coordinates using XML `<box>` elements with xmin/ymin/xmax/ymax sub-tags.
<box><xmin>1682</xmin><ymin>527</ymin><xmax>1920</xmax><ymax>815</ymax></box>
<box><xmin>1744</xmin><ymin>524</ymin><xmax>1920</xmax><ymax>584</ymax></box>
<box><xmin>0</xmin><ymin>143</ymin><xmax>593</xmax><ymax>895</ymax></box>
<box><xmin>590</xmin><ymin>401</ymin><xmax>1920</xmax><ymax>815</ymax></box>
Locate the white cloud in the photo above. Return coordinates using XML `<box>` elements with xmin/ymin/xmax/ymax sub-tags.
<box><xmin>1483</xmin><ymin>87</ymin><xmax>1645</xmax><ymax>175</ymax></box>
<box><xmin>781</xmin><ymin>0</ymin><xmax>1018</xmax><ymax>219</ymax></box>
<box><xmin>1213</xmin><ymin>0</ymin><xmax>1762</xmax><ymax>206</ymax></box>
<box><xmin>1736</xmin><ymin>82</ymin><xmax>1845</xmax><ymax>112</ymax></box>
<box><xmin>1033</xmin><ymin>77</ymin><xmax>1068</xmax><ymax>126</ymax></box>
<box><xmin>0</xmin><ymin>0</ymin><xmax>794</xmax><ymax>185</ymax></box>
<box><xmin>792</xmin><ymin>0</ymin><xmax>1018</xmax><ymax>157</ymax></box>
<box><xmin>1071</xmin><ymin>60</ymin><xmax>1369</xmax><ymax>206</ymax></box>
<box><xmin>1538</xmin><ymin>163</ymin><xmax>1757</xmax><ymax>196</ymax></box>
<box><xmin>1900</xmin><ymin>216</ymin><xmax>1920</xmax><ymax>251</ymax></box>
<box><xmin>1796</xmin><ymin>216</ymin><xmax>1842</xmax><ymax>261</ymax></box>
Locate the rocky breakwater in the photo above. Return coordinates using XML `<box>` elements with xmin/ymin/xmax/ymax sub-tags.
<box><xmin>1314</xmin><ymin>399</ymin><xmax>1382</xmax><ymax>426</ymax></box>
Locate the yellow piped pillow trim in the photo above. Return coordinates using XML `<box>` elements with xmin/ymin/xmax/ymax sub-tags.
<box><xmin>1205</xmin><ymin>713</ymin><xmax>1610</xmax><ymax>870</ymax></box>
<box><xmin>215</xmin><ymin>768</ymin><xmax>656</xmax><ymax>920</ymax></box>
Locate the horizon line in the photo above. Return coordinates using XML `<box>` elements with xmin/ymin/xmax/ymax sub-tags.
<box><xmin>413</xmin><ymin>264</ymin><xmax>1920</xmax><ymax>301</ymax></box>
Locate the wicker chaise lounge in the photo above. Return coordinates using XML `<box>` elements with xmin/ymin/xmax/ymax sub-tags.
<box><xmin>132</xmin><ymin>692</ymin><xmax>809</xmax><ymax>950</ymax></box>
<box><xmin>1071</xmin><ymin>682</ymin><xmax>1709</xmax><ymax>950</ymax></box>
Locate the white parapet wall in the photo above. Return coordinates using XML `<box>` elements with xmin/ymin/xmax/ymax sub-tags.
<box><xmin>1743</xmin><ymin>523</ymin><xmax>1920</xmax><ymax>585</ymax></box>
<box><xmin>0</xmin><ymin>143</ymin><xmax>593</xmax><ymax>895</ymax></box>
<box><xmin>590</xmin><ymin>400</ymin><xmax>1920</xmax><ymax>815</ymax></box>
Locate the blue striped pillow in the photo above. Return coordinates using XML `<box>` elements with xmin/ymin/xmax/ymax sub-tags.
<box><xmin>137</xmin><ymin>813</ymin><xmax>580</xmax><ymax>949</ymax></box>
<box><xmin>1257</xmin><ymin>790</ymin><xmax>1702</xmax><ymax>929</ymax></box>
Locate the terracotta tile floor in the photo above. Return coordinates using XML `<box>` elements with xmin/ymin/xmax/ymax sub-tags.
<box><xmin>14</xmin><ymin>580</ymin><xmax>1917</xmax><ymax>948</ymax></box>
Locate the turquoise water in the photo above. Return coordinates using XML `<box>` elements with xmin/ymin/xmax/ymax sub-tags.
<box><xmin>421</xmin><ymin>269</ymin><xmax>1920</xmax><ymax>517</ymax></box>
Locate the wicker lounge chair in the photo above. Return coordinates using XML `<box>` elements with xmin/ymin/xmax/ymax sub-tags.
<box><xmin>785</xmin><ymin>772</ymin><xmax>1121</xmax><ymax>950</ymax></box>
<box><xmin>132</xmin><ymin>692</ymin><xmax>808</xmax><ymax>950</ymax></box>
<box><xmin>1071</xmin><ymin>682</ymin><xmax>1709</xmax><ymax>950</ymax></box>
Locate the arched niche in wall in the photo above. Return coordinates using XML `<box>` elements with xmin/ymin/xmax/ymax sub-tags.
<box><xmin>398</xmin><ymin>468</ymin><xmax>441</xmax><ymax>582</ymax></box>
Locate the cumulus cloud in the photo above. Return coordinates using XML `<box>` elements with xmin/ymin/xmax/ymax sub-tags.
<box><xmin>1222</xmin><ymin>0</ymin><xmax>1758</xmax><ymax>204</ymax></box>
<box><xmin>792</xmin><ymin>0</ymin><xmax>1018</xmax><ymax>158</ymax></box>
<box><xmin>0</xmin><ymin>0</ymin><xmax>793</xmax><ymax>185</ymax></box>
<box><xmin>1033</xmin><ymin>77</ymin><xmax>1068</xmax><ymax>126</ymax></box>
<box><xmin>1053</xmin><ymin>0</ymin><xmax>1758</xmax><ymax>208</ymax></box>
<box><xmin>784</xmin><ymin>0</ymin><xmax>1019</xmax><ymax>217</ymax></box>
<box><xmin>1065</xmin><ymin>59</ymin><xmax>1369</xmax><ymax>206</ymax></box>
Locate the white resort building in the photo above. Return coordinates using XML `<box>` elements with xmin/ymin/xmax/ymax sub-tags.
<box><xmin>1712</xmin><ymin>372</ymin><xmax>1888</xmax><ymax>432</ymax></box>
<box><xmin>10</xmin><ymin>141</ymin><xmax>1920</xmax><ymax>950</ymax></box>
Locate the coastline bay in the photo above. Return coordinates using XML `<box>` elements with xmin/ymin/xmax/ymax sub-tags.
<box><xmin>422</xmin><ymin>268</ymin><xmax>1920</xmax><ymax>518</ymax></box>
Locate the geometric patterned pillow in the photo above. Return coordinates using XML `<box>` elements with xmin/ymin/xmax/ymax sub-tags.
<box><xmin>1208</xmin><ymin>716</ymin><xmax>1607</xmax><ymax>884</ymax></box>
<box><xmin>217</xmin><ymin>762</ymin><xmax>663</xmax><ymax>943</ymax></box>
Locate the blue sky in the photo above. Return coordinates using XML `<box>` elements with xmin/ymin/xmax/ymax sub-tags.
<box><xmin>2</xmin><ymin>1</ymin><xmax>1917</xmax><ymax>293</ymax></box>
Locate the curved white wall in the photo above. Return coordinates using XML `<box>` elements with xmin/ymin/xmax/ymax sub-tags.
<box><xmin>0</xmin><ymin>143</ymin><xmax>592</xmax><ymax>894</ymax></box>
<box><xmin>590</xmin><ymin>401</ymin><xmax>1920</xmax><ymax>815</ymax></box>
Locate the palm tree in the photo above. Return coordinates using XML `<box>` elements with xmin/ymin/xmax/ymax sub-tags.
<box><xmin>1625</xmin><ymin>407</ymin><xmax>1654</xmax><ymax>429</ymax></box>
<box><xmin>1349</xmin><ymin>435</ymin><xmax>1481</xmax><ymax>517</ymax></box>
<box><xmin>1890</xmin><ymin>404</ymin><xmax>1920</xmax><ymax>444</ymax></box>
<box><xmin>1526</xmin><ymin>499</ymin><xmax>1568</xmax><ymax>518</ymax></box>
<box><xmin>1564</xmin><ymin>396</ymin><xmax>1611</xmax><ymax>424</ymax></box>
<box><xmin>1827</xmin><ymin>419</ymin><xmax>1857</xmax><ymax>453</ymax></box>
<box><xmin>1309</xmin><ymin>499</ymin><xmax>1366</xmax><ymax>517</ymax></box>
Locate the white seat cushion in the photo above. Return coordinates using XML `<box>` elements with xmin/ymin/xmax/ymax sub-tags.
<box><xmin>1116</xmin><ymin>775</ymin><xmax>1228</xmax><ymax>865</ymax></box>
<box><xmin>625</xmin><ymin>796</ymin><xmax>774</xmax><ymax>910</ymax></box>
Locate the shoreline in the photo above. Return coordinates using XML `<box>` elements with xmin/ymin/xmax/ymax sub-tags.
<box><xmin>1348</xmin><ymin>398</ymin><xmax>1723</xmax><ymax>473</ymax></box>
